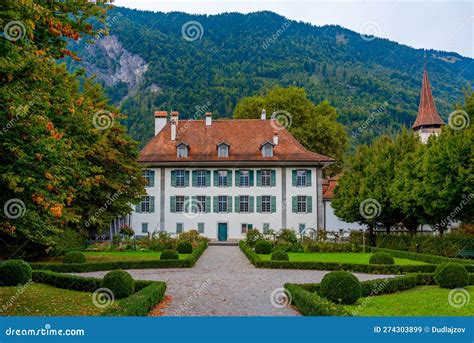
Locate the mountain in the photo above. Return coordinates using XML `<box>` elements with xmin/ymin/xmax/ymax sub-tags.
<box><xmin>67</xmin><ymin>7</ymin><xmax>473</xmax><ymax>147</ymax></box>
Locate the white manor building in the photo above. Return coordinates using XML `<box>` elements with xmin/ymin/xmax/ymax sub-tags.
<box><xmin>122</xmin><ymin>110</ymin><xmax>334</xmax><ymax>241</ymax></box>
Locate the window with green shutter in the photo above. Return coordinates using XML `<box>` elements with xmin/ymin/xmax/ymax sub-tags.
<box><xmin>234</xmin><ymin>196</ymin><xmax>240</xmax><ymax>213</ymax></box>
<box><xmin>249</xmin><ymin>170</ymin><xmax>254</xmax><ymax>186</ymax></box>
<box><xmin>292</xmin><ymin>196</ymin><xmax>297</xmax><ymax>213</ymax></box>
<box><xmin>227</xmin><ymin>196</ymin><xmax>232</xmax><ymax>212</ymax></box>
<box><xmin>227</xmin><ymin>170</ymin><xmax>232</xmax><ymax>187</ymax></box>
<box><xmin>198</xmin><ymin>222</ymin><xmax>205</xmax><ymax>234</ymax></box>
<box><xmin>271</xmin><ymin>196</ymin><xmax>277</xmax><ymax>213</ymax></box>
<box><xmin>292</xmin><ymin>170</ymin><xmax>297</xmax><ymax>186</ymax></box>
<box><xmin>171</xmin><ymin>170</ymin><xmax>176</xmax><ymax>187</ymax></box>
<box><xmin>263</xmin><ymin>223</ymin><xmax>270</xmax><ymax>233</ymax></box>
<box><xmin>176</xmin><ymin>223</ymin><xmax>183</xmax><ymax>234</ymax></box>
<box><xmin>256</xmin><ymin>196</ymin><xmax>262</xmax><ymax>213</ymax></box>
<box><xmin>213</xmin><ymin>170</ymin><xmax>219</xmax><ymax>186</ymax></box>
<box><xmin>249</xmin><ymin>196</ymin><xmax>255</xmax><ymax>212</ymax></box>
<box><xmin>235</xmin><ymin>170</ymin><xmax>240</xmax><ymax>186</ymax></box>
<box><xmin>205</xmin><ymin>196</ymin><xmax>211</xmax><ymax>213</ymax></box>
<box><xmin>206</xmin><ymin>170</ymin><xmax>211</xmax><ymax>186</ymax></box>
<box><xmin>141</xmin><ymin>223</ymin><xmax>148</xmax><ymax>233</ymax></box>
<box><xmin>213</xmin><ymin>196</ymin><xmax>219</xmax><ymax>213</ymax></box>
<box><xmin>149</xmin><ymin>196</ymin><xmax>155</xmax><ymax>213</ymax></box>
<box><xmin>307</xmin><ymin>196</ymin><xmax>313</xmax><ymax>213</ymax></box>
<box><xmin>256</xmin><ymin>170</ymin><xmax>262</xmax><ymax>186</ymax></box>
<box><xmin>184</xmin><ymin>170</ymin><xmax>190</xmax><ymax>187</ymax></box>
<box><xmin>306</xmin><ymin>170</ymin><xmax>312</xmax><ymax>187</ymax></box>
<box><xmin>170</xmin><ymin>196</ymin><xmax>176</xmax><ymax>213</ymax></box>
<box><xmin>271</xmin><ymin>170</ymin><xmax>276</xmax><ymax>186</ymax></box>
<box><xmin>143</xmin><ymin>170</ymin><xmax>155</xmax><ymax>187</ymax></box>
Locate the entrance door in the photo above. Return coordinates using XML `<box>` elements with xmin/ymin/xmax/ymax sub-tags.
<box><xmin>218</xmin><ymin>223</ymin><xmax>228</xmax><ymax>241</ymax></box>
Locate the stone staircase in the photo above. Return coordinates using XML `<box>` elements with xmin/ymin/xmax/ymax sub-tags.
<box><xmin>208</xmin><ymin>239</ymin><xmax>239</xmax><ymax>246</ymax></box>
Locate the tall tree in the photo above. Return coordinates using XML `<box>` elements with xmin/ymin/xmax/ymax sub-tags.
<box><xmin>233</xmin><ymin>86</ymin><xmax>348</xmax><ymax>173</ymax></box>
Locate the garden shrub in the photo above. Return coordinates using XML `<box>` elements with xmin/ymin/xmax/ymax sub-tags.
<box><xmin>102</xmin><ymin>270</ymin><xmax>135</xmax><ymax>298</ymax></box>
<box><xmin>319</xmin><ymin>271</ymin><xmax>362</xmax><ymax>304</ymax></box>
<box><xmin>255</xmin><ymin>240</ymin><xmax>272</xmax><ymax>254</ymax></box>
<box><xmin>63</xmin><ymin>251</ymin><xmax>86</xmax><ymax>264</ymax></box>
<box><xmin>160</xmin><ymin>249</ymin><xmax>179</xmax><ymax>260</ymax></box>
<box><xmin>245</xmin><ymin>229</ymin><xmax>264</xmax><ymax>247</ymax></box>
<box><xmin>177</xmin><ymin>241</ymin><xmax>193</xmax><ymax>254</ymax></box>
<box><xmin>277</xmin><ymin>228</ymin><xmax>298</xmax><ymax>244</ymax></box>
<box><xmin>369</xmin><ymin>252</ymin><xmax>395</xmax><ymax>265</ymax></box>
<box><xmin>305</xmin><ymin>242</ymin><xmax>362</xmax><ymax>253</ymax></box>
<box><xmin>371</xmin><ymin>247</ymin><xmax>472</xmax><ymax>267</ymax></box>
<box><xmin>271</xmin><ymin>250</ymin><xmax>289</xmax><ymax>261</ymax></box>
<box><xmin>0</xmin><ymin>260</ymin><xmax>32</xmax><ymax>286</ymax></box>
<box><xmin>434</xmin><ymin>263</ymin><xmax>469</xmax><ymax>289</ymax></box>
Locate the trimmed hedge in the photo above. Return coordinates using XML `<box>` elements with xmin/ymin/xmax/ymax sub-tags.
<box><xmin>177</xmin><ymin>241</ymin><xmax>193</xmax><ymax>254</ymax></box>
<box><xmin>434</xmin><ymin>263</ymin><xmax>469</xmax><ymax>289</ymax></box>
<box><xmin>63</xmin><ymin>251</ymin><xmax>86</xmax><ymax>264</ymax></box>
<box><xmin>271</xmin><ymin>250</ymin><xmax>289</xmax><ymax>261</ymax></box>
<box><xmin>375</xmin><ymin>234</ymin><xmax>474</xmax><ymax>258</ymax></box>
<box><xmin>319</xmin><ymin>271</ymin><xmax>361</xmax><ymax>304</ymax></box>
<box><xmin>102</xmin><ymin>270</ymin><xmax>135</xmax><ymax>298</ymax></box>
<box><xmin>255</xmin><ymin>240</ymin><xmax>272</xmax><ymax>254</ymax></box>
<box><xmin>32</xmin><ymin>270</ymin><xmax>166</xmax><ymax>316</ymax></box>
<box><xmin>239</xmin><ymin>241</ymin><xmax>439</xmax><ymax>274</ymax></box>
<box><xmin>160</xmin><ymin>250</ymin><xmax>179</xmax><ymax>260</ymax></box>
<box><xmin>369</xmin><ymin>252</ymin><xmax>394</xmax><ymax>265</ymax></box>
<box><xmin>30</xmin><ymin>241</ymin><xmax>208</xmax><ymax>272</ymax></box>
<box><xmin>284</xmin><ymin>283</ymin><xmax>351</xmax><ymax>316</ymax></box>
<box><xmin>0</xmin><ymin>260</ymin><xmax>32</xmax><ymax>286</ymax></box>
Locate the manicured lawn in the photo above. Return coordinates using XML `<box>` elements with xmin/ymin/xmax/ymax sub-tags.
<box><xmin>344</xmin><ymin>286</ymin><xmax>474</xmax><ymax>316</ymax></box>
<box><xmin>257</xmin><ymin>252</ymin><xmax>426</xmax><ymax>265</ymax></box>
<box><xmin>38</xmin><ymin>251</ymin><xmax>190</xmax><ymax>264</ymax></box>
<box><xmin>0</xmin><ymin>283</ymin><xmax>102</xmax><ymax>316</ymax></box>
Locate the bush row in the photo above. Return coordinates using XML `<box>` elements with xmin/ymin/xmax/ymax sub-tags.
<box><xmin>284</xmin><ymin>283</ymin><xmax>351</xmax><ymax>316</ymax></box>
<box><xmin>371</xmin><ymin>247</ymin><xmax>473</xmax><ymax>267</ymax></box>
<box><xmin>239</xmin><ymin>242</ymin><xmax>438</xmax><ymax>274</ymax></box>
<box><xmin>374</xmin><ymin>234</ymin><xmax>474</xmax><ymax>258</ymax></box>
<box><xmin>30</xmin><ymin>241</ymin><xmax>208</xmax><ymax>273</ymax></box>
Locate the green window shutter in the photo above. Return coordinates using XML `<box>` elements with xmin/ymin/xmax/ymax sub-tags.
<box><xmin>256</xmin><ymin>196</ymin><xmax>262</xmax><ymax>213</ymax></box>
<box><xmin>227</xmin><ymin>170</ymin><xmax>232</xmax><ymax>187</ymax></box>
<box><xmin>135</xmin><ymin>203</ymin><xmax>141</xmax><ymax>213</ymax></box>
<box><xmin>234</xmin><ymin>196</ymin><xmax>240</xmax><ymax>213</ymax></box>
<box><xmin>292</xmin><ymin>196</ymin><xmax>297</xmax><ymax>213</ymax></box>
<box><xmin>292</xmin><ymin>170</ymin><xmax>297</xmax><ymax>186</ymax></box>
<box><xmin>214</xmin><ymin>170</ymin><xmax>219</xmax><ymax>186</ymax></box>
<box><xmin>213</xmin><ymin>196</ymin><xmax>218</xmax><ymax>213</ymax></box>
<box><xmin>192</xmin><ymin>170</ymin><xmax>197</xmax><ymax>187</ymax></box>
<box><xmin>235</xmin><ymin>170</ymin><xmax>240</xmax><ymax>187</ymax></box>
<box><xmin>256</xmin><ymin>170</ymin><xmax>262</xmax><ymax>186</ymax></box>
<box><xmin>206</xmin><ymin>170</ymin><xmax>211</xmax><ymax>186</ymax></box>
<box><xmin>149</xmin><ymin>170</ymin><xmax>155</xmax><ymax>187</ymax></box>
<box><xmin>306</xmin><ymin>170</ymin><xmax>312</xmax><ymax>187</ymax></box>
<box><xmin>249</xmin><ymin>170</ymin><xmax>254</xmax><ymax>186</ymax></box>
<box><xmin>271</xmin><ymin>196</ymin><xmax>276</xmax><ymax>213</ymax></box>
<box><xmin>170</xmin><ymin>196</ymin><xmax>176</xmax><ymax>213</ymax></box>
<box><xmin>307</xmin><ymin>196</ymin><xmax>313</xmax><ymax>213</ymax></box>
<box><xmin>206</xmin><ymin>196</ymin><xmax>211</xmax><ymax>213</ymax></box>
<box><xmin>191</xmin><ymin>196</ymin><xmax>197</xmax><ymax>213</ymax></box>
<box><xmin>271</xmin><ymin>170</ymin><xmax>276</xmax><ymax>187</ymax></box>
<box><xmin>171</xmin><ymin>170</ymin><xmax>176</xmax><ymax>187</ymax></box>
<box><xmin>184</xmin><ymin>170</ymin><xmax>190</xmax><ymax>187</ymax></box>
<box><xmin>185</xmin><ymin>196</ymin><xmax>191</xmax><ymax>212</ymax></box>
<box><xmin>249</xmin><ymin>196</ymin><xmax>255</xmax><ymax>213</ymax></box>
<box><xmin>198</xmin><ymin>223</ymin><xmax>204</xmax><ymax>234</ymax></box>
<box><xmin>150</xmin><ymin>196</ymin><xmax>155</xmax><ymax>213</ymax></box>
<box><xmin>227</xmin><ymin>196</ymin><xmax>232</xmax><ymax>212</ymax></box>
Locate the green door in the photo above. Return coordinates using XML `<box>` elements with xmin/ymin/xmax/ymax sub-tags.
<box><xmin>218</xmin><ymin>223</ymin><xmax>228</xmax><ymax>241</ymax></box>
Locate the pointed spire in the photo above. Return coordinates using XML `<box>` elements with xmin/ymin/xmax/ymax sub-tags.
<box><xmin>412</xmin><ymin>61</ymin><xmax>444</xmax><ymax>129</ymax></box>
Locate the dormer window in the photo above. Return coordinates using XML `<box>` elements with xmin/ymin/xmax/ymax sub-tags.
<box><xmin>217</xmin><ymin>142</ymin><xmax>229</xmax><ymax>158</ymax></box>
<box><xmin>177</xmin><ymin>143</ymin><xmax>188</xmax><ymax>158</ymax></box>
<box><xmin>261</xmin><ymin>142</ymin><xmax>274</xmax><ymax>157</ymax></box>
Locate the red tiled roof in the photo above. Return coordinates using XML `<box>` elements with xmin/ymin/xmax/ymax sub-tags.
<box><xmin>323</xmin><ymin>174</ymin><xmax>340</xmax><ymax>200</ymax></box>
<box><xmin>139</xmin><ymin>119</ymin><xmax>335</xmax><ymax>164</ymax></box>
<box><xmin>412</xmin><ymin>69</ymin><xmax>444</xmax><ymax>129</ymax></box>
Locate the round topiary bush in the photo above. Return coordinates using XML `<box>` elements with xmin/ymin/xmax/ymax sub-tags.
<box><xmin>160</xmin><ymin>249</ymin><xmax>179</xmax><ymax>260</ymax></box>
<box><xmin>271</xmin><ymin>250</ymin><xmax>289</xmax><ymax>261</ymax></box>
<box><xmin>101</xmin><ymin>269</ymin><xmax>135</xmax><ymax>299</ymax></box>
<box><xmin>255</xmin><ymin>240</ymin><xmax>272</xmax><ymax>254</ymax></box>
<box><xmin>63</xmin><ymin>251</ymin><xmax>86</xmax><ymax>264</ymax></box>
<box><xmin>0</xmin><ymin>260</ymin><xmax>32</xmax><ymax>286</ymax></box>
<box><xmin>319</xmin><ymin>271</ymin><xmax>362</xmax><ymax>304</ymax></box>
<box><xmin>369</xmin><ymin>252</ymin><xmax>395</xmax><ymax>265</ymax></box>
<box><xmin>177</xmin><ymin>241</ymin><xmax>193</xmax><ymax>254</ymax></box>
<box><xmin>434</xmin><ymin>263</ymin><xmax>469</xmax><ymax>289</ymax></box>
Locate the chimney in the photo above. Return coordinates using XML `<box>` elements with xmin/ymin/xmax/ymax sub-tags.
<box><xmin>170</xmin><ymin>111</ymin><xmax>178</xmax><ymax>141</ymax></box>
<box><xmin>154</xmin><ymin>111</ymin><xmax>168</xmax><ymax>136</ymax></box>
<box><xmin>273</xmin><ymin>133</ymin><xmax>279</xmax><ymax>145</ymax></box>
<box><xmin>205</xmin><ymin>112</ymin><xmax>212</xmax><ymax>126</ymax></box>
<box><xmin>261</xmin><ymin>109</ymin><xmax>266</xmax><ymax>120</ymax></box>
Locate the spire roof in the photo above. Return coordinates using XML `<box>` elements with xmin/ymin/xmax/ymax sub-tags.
<box><xmin>412</xmin><ymin>67</ymin><xmax>444</xmax><ymax>129</ymax></box>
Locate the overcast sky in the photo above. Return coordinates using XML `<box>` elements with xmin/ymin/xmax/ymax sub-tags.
<box><xmin>113</xmin><ymin>0</ymin><xmax>473</xmax><ymax>58</ymax></box>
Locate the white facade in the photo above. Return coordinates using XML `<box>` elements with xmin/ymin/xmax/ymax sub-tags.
<box><xmin>323</xmin><ymin>200</ymin><xmax>365</xmax><ymax>232</ymax></box>
<box><xmin>130</xmin><ymin>166</ymin><xmax>323</xmax><ymax>240</ymax></box>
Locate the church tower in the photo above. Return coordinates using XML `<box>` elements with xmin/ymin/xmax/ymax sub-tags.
<box><xmin>412</xmin><ymin>64</ymin><xmax>444</xmax><ymax>143</ymax></box>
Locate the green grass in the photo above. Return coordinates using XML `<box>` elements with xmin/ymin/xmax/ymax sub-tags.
<box><xmin>0</xmin><ymin>283</ymin><xmax>102</xmax><ymax>316</ymax></box>
<box><xmin>344</xmin><ymin>286</ymin><xmax>474</xmax><ymax>316</ymax></box>
<box><xmin>257</xmin><ymin>252</ymin><xmax>427</xmax><ymax>265</ymax></box>
<box><xmin>37</xmin><ymin>251</ymin><xmax>190</xmax><ymax>264</ymax></box>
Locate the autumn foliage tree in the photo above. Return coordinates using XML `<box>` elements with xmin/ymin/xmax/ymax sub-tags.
<box><xmin>0</xmin><ymin>0</ymin><xmax>145</xmax><ymax>258</ymax></box>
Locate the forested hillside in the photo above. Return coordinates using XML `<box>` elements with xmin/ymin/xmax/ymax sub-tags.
<box><xmin>67</xmin><ymin>7</ymin><xmax>473</xmax><ymax>147</ymax></box>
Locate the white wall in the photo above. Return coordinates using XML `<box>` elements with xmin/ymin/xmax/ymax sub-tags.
<box><xmin>130</xmin><ymin>167</ymin><xmax>320</xmax><ymax>239</ymax></box>
<box><xmin>323</xmin><ymin>200</ymin><xmax>366</xmax><ymax>232</ymax></box>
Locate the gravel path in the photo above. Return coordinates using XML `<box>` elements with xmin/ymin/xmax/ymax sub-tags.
<box><xmin>76</xmin><ymin>246</ymin><xmax>394</xmax><ymax>316</ymax></box>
